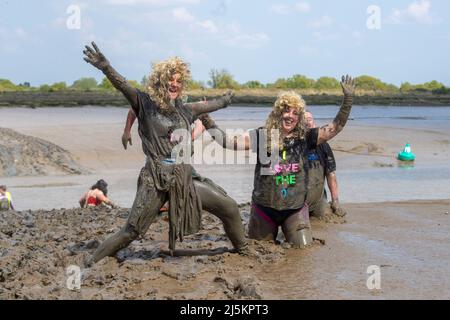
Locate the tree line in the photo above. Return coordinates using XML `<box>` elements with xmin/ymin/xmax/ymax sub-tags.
<box><xmin>1</xmin><ymin>69</ymin><xmax>449</xmax><ymax>94</ymax></box>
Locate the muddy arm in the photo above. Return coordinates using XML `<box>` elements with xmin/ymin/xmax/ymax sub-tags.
<box><xmin>83</xmin><ymin>41</ymin><xmax>138</xmax><ymax>107</ymax></box>
<box><xmin>189</xmin><ymin>91</ymin><xmax>234</xmax><ymax>117</ymax></box>
<box><xmin>122</xmin><ymin>108</ymin><xmax>136</xmax><ymax>149</ymax></box>
<box><xmin>198</xmin><ymin>113</ymin><xmax>250</xmax><ymax>150</ymax></box>
<box><xmin>318</xmin><ymin>75</ymin><xmax>355</xmax><ymax>145</ymax></box>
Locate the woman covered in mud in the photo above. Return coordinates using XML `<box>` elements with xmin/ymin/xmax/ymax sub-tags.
<box><xmin>82</xmin><ymin>42</ymin><xmax>248</xmax><ymax>265</ymax></box>
<box><xmin>199</xmin><ymin>76</ymin><xmax>355</xmax><ymax>246</ymax></box>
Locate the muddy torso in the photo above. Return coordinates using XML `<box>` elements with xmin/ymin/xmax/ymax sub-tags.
<box><xmin>250</xmin><ymin>128</ymin><xmax>318</xmax><ymax>211</ymax></box>
<box><xmin>305</xmin><ymin>142</ymin><xmax>336</xmax><ymax>207</ymax></box>
<box><xmin>132</xmin><ymin>90</ymin><xmax>194</xmax><ymax>160</ymax></box>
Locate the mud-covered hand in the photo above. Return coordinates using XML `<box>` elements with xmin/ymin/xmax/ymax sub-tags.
<box><xmin>190</xmin><ymin>91</ymin><xmax>235</xmax><ymax>116</ymax></box>
<box><xmin>340</xmin><ymin>75</ymin><xmax>355</xmax><ymax>96</ymax></box>
<box><xmin>198</xmin><ymin>113</ymin><xmax>217</xmax><ymax>130</ymax></box>
<box><xmin>83</xmin><ymin>42</ymin><xmax>110</xmax><ymax>71</ymax></box>
<box><xmin>330</xmin><ymin>200</ymin><xmax>347</xmax><ymax>217</ymax></box>
<box><xmin>221</xmin><ymin>90</ymin><xmax>235</xmax><ymax>106</ymax></box>
<box><xmin>121</xmin><ymin>130</ymin><xmax>132</xmax><ymax>150</ymax></box>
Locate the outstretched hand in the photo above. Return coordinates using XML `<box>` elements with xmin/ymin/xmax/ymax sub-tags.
<box><xmin>340</xmin><ymin>75</ymin><xmax>355</xmax><ymax>96</ymax></box>
<box><xmin>222</xmin><ymin>90</ymin><xmax>235</xmax><ymax>106</ymax></box>
<box><xmin>121</xmin><ymin>131</ymin><xmax>132</xmax><ymax>150</ymax></box>
<box><xmin>83</xmin><ymin>41</ymin><xmax>109</xmax><ymax>70</ymax></box>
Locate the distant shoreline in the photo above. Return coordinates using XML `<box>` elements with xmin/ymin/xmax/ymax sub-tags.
<box><xmin>1</xmin><ymin>90</ymin><xmax>450</xmax><ymax>107</ymax></box>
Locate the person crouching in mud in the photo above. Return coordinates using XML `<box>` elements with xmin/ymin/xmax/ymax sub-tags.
<box><xmin>198</xmin><ymin>75</ymin><xmax>355</xmax><ymax>247</ymax></box>
<box><xmin>82</xmin><ymin>42</ymin><xmax>248</xmax><ymax>265</ymax></box>
<box><xmin>79</xmin><ymin>179</ymin><xmax>117</xmax><ymax>209</ymax></box>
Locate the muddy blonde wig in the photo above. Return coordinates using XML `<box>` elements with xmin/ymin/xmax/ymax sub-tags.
<box><xmin>147</xmin><ymin>57</ymin><xmax>191</xmax><ymax>112</ymax></box>
<box><xmin>265</xmin><ymin>91</ymin><xmax>308</xmax><ymax>151</ymax></box>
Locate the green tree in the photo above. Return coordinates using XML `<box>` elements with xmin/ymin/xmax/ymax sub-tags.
<box><xmin>186</xmin><ymin>79</ymin><xmax>206</xmax><ymax>90</ymax></box>
<box><xmin>314</xmin><ymin>77</ymin><xmax>340</xmax><ymax>90</ymax></box>
<box><xmin>422</xmin><ymin>80</ymin><xmax>444</xmax><ymax>91</ymax></box>
<box><xmin>71</xmin><ymin>77</ymin><xmax>98</xmax><ymax>91</ymax></box>
<box><xmin>400</xmin><ymin>82</ymin><xmax>413</xmax><ymax>92</ymax></box>
<box><xmin>268</xmin><ymin>78</ymin><xmax>288</xmax><ymax>89</ymax></box>
<box><xmin>208</xmin><ymin>69</ymin><xmax>240</xmax><ymax>89</ymax></box>
<box><xmin>98</xmin><ymin>77</ymin><xmax>114</xmax><ymax>91</ymax></box>
<box><xmin>39</xmin><ymin>84</ymin><xmax>51</xmax><ymax>92</ymax></box>
<box><xmin>49</xmin><ymin>82</ymin><xmax>67</xmax><ymax>92</ymax></box>
<box><xmin>0</xmin><ymin>79</ymin><xmax>19</xmax><ymax>91</ymax></box>
<box><xmin>128</xmin><ymin>80</ymin><xmax>142</xmax><ymax>90</ymax></box>
<box><xmin>242</xmin><ymin>80</ymin><xmax>265</xmax><ymax>89</ymax></box>
<box><xmin>286</xmin><ymin>74</ymin><xmax>316</xmax><ymax>89</ymax></box>
<box><xmin>355</xmin><ymin>75</ymin><xmax>398</xmax><ymax>91</ymax></box>
<box><xmin>141</xmin><ymin>76</ymin><xmax>149</xmax><ymax>89</ymax></box>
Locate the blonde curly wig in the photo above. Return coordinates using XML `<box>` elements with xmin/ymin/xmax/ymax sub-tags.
<box><xmin>265</xmin><ymin>91</ymin><xmax>308</xmax><ymax>151</ymax></box>
<box><xmin>147</xmin><ymin>57</ymin><xmax>191</xmax><ymax>112</ymax></box>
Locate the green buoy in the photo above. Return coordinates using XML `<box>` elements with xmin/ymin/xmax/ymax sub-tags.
<box><xmin>397</xmin><ymin>143</ymin><xmax>415</xmax><ymax>161</ymax></box>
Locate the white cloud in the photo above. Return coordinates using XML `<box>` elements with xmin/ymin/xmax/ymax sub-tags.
<box><xmin>270</xmin><ymin>2</ymin><xmax>310</xmax><ymax>15</ymax></box>
<box><xmin>172</xmin><ymin>7</ymin><xmax>195</xmax><ymax>22</ymax></box>
<box><xmin>388</xmin><ymin>0</ymin><xmax>433</xmax><ymax>24</ymax></box>
<box><xmin>196</xmin><ymin>20</ymin><xmax>218</xmax><ymax>34</ymax></box>
<box><xmin>295</xmin><ymin>2</ymin><xmax>311</xmax><ymax>13</ymax></box>
<box><xmin>222</xmin><ymin>33</ymin><xmax>270</xmax><ymax>49</ymax></box>
<box><xmin>270</xmin><ymin>4</ymin><xmax>290</xmax><ymax>15</ymax></box>
<box><xmin>309</xmin><ymin>15</ymin><xmax>333</xmax><ymax>28</ymax></box>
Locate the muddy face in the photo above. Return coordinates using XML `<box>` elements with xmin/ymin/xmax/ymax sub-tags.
<box><xmin>281</xmin><ymin>107</ymin><xmax>300</xmax><ymax>136</ymax></box>
<box><xmin>168</xmin><ymin>73</ymin><xmax>183</xmax><ymax>100</ymax></box>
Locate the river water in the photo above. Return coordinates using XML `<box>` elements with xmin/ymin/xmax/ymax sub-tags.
<box><xmin>1</xmin><ymin>105</ymin><xmax>449</xmax><ymax>210</ymax></box>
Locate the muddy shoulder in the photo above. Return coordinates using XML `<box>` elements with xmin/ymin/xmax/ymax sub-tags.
<box><xmin>0</xmin><ymin>204</ymin><xmax>343</xmax><ymax>300</ymax></box>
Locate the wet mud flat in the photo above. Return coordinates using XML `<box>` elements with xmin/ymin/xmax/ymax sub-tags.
<box><xmin>1</xmin><ymin>200</ymin><xmax>449</xmax><ymax>300</ymax></box>
<box><xmin>0</xmin><ymin>204</ymin><xmax>338</xmax><ymax>300</ymax></box>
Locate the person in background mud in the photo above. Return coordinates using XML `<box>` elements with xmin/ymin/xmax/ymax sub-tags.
<box><xmin>79</xmin><ymin>179</ymin><xmax>117</xmax><ymax>208</ymax></box>
<box><xmin>304</xmin><ymin>111</ymin><xmax>347</xmax><ymax>217</ymax></box>
<box><xmin>83</xmin><ymin>42</ymin><xmax>248</xmax><ymax>265</ymax></box>
<box><xmin>198</xmin><ymin>76</ymin><xmax>355</xmax><ymax>247</ymax></box>
<box><xmin>0</xmin><ymin>185</ymin><xmax>15</xmax><ymax>211</ymax></box>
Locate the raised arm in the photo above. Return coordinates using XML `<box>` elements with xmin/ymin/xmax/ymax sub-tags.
<box><xmin>189</xmin><ymin>91</ymin><xmax>234</xmax><ymax>117</ymax></box>
<box><xmin>198</xmin><ymin>113</ymin><xmax>250</xmax><ymax>150</ymax></box>
<box><xmin>122</xmin><ymin>108</ymin><xmax>136</xmax><ymax>149</ymax></box>
<box><xmin>317</xmin><ymin>75</ymin><xmax>355</xmax><ymax>145</ymax></box>
<box><xmin>83</xmin><ymin>42</ymin><xmax>138</xmax><ymax>107</ymax></box>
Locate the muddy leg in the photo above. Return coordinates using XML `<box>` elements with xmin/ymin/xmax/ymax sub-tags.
<box><xmin>308</xmin><ymin>189</ymin><xmax>327</xmax><ymax>218</ymax></box>
<box><xmin>87</xmin><ymin>169</ymin><xmax>167</xmax><ymax>266</ymax></box>
<box><xmin>194</xmin><ymin>179</ymin><xmax>247</xmax><ymax>251</ymax></box>
<box><xmin>248</xmin><ymin>204</ymin><xmax>278</xmax><ymax>242</ymax></box>
<box><xmin>281</xmin><ymin>205</ymin><xmax>313</xmax><ymax>247</ymax></box>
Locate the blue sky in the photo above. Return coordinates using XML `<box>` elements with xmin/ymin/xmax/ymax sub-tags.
<box><xmin>1</xmin><ymin>0</ymin><xmax>449</xmax><ymax>86</ymax></box>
